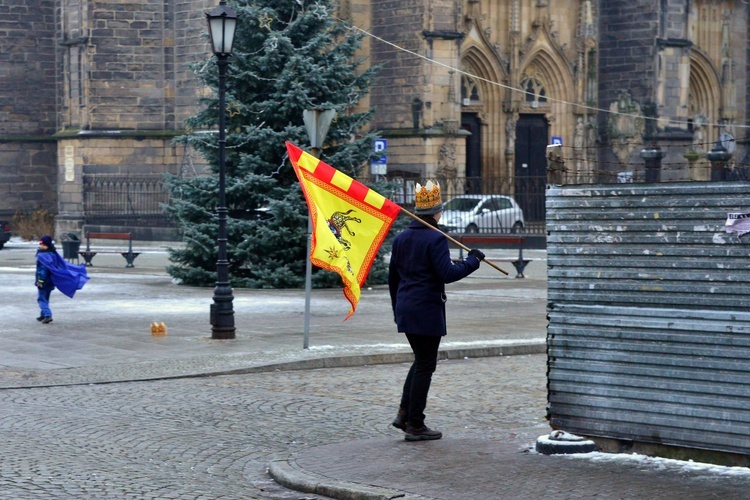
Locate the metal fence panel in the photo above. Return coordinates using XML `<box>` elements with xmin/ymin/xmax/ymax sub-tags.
<box><xmin>81</xmin><ymin>174</ymin><xmax>546</xmax><ymax>235</ymax></box>
<box><xmin>389</xmin><ymin>175</ymin><xmax>547</xmax><ymax>235</ymax></box>
<box><xmin>546</xmin><ymin>181</ymin><xmax>750</xmax><ymax>456</ymax></box>
<box><xmin>83</xmin><ymin>174</ymin><xmax>173</xmax><ymax>227</ymax></box>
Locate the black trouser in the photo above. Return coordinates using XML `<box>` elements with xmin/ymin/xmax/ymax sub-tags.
<box><xmin>400</xmin><ymin>334</ymin><xmax>442</xmax><ymax>428</ymax></box>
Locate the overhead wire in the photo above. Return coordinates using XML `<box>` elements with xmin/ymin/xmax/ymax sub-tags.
<box><xmin>334</xmin><ymin>16</ymin><xmax>750</xmax><ymax>133</ymax></box>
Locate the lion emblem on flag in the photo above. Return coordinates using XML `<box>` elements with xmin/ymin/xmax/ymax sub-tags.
<box><xmin>327</xmin><ymin>209</ymin><xmax>362</xmax><ymax>250</ymax></box>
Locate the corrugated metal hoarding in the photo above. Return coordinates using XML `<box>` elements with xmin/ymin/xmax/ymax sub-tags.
<box><xmin>546</xmin><ymin>182</ymin><xmax>750</xmax><ymax>456</ymax></box>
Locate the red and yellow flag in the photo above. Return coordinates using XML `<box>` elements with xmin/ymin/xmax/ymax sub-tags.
<box><xmin>286</xmin><ymin>142</ymin><xmax>401</xmax><ymax>319</ymax></box>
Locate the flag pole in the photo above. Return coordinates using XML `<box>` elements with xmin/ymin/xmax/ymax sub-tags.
<box><xmin>401</xmin><ymin>208</ymin><xmax>509</xmax><ymax>276</ymax></box>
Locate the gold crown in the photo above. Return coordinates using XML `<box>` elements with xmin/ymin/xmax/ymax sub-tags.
<box><xmin>415</xmin><ymin>180</ymin><xmax>442</xmax><ymax>210</ymax></box>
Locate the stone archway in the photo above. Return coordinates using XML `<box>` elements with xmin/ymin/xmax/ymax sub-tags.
<box><xmin>689</xmin><ymin>48</ymin><xmax>721</xmax><ymax>152</ymax></box>
<box><xmin>460</xmin><ymin>45</ymin><xmax>505</xmax><ymax>184</ymax></box>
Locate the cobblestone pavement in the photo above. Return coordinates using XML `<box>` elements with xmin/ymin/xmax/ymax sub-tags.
<box><xmin>0</xmin><ymin>354</ymin><xmax>547</xmax><ymax>499</ymax></box>
<box><xmin>2</xmin><ymin>241</ymin><xmax>749</xmax><ymax>498</ymax></box>
<box><xmin>3</xmin><ymin>354</ymin><xmax>749</xmax><ymax>499</ymax></box>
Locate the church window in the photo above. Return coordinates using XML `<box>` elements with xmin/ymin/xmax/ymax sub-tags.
<box><xmin>461</xmin><ymin>76</ymin><xmax>481</xmax><ymax>103</ymax></box>
<box><xmin>520</xmin><ymin>75</ymin><xmax>547</xmax><ymax>103</ymax></box>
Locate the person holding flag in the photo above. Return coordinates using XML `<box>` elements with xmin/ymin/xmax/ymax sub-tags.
<box><xmin>388</xmin><ymin>180</ymin><xmax>485</xmax><ymax>441</ymax></box>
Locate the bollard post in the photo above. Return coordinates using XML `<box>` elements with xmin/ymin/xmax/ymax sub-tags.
<box><xmin>707</xmin><ymin>144</ymin><xmax>732</xmax><ymax>181</ymax></box>
<box><xmin>640</xmin><ymin>147</ymin><xmax>665</xmax><ymax>183</ymax></box>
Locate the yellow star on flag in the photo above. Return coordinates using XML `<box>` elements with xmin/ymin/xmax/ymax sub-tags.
<box><xmin>324</xmin><ymin>246</ymin><xmax>340</xmax><ymax>260</ymax></box>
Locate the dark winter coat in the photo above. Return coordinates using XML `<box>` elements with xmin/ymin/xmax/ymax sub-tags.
<box><xmin>388</xmin><ymin>218</ymin><xmax>481</xmax><ymax>336</ymax></box>
<box><xmin>35</xmin><ymin>248</ymin><xmax>56</xmax><ymax>291</ymax></box>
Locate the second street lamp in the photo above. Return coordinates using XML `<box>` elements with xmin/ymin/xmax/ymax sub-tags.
<box><xmin>206</xmin><ymin>1</ymin><xmax>238</xmax><ymax>339</ymax></box>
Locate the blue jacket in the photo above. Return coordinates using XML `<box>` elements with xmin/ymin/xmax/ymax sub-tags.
<box><xmin>35</xmin><ymin>248</ymin><xmax>56</xmax><ymax>291</ymax></box>
<box><xmin>388</xmin><ymin>218</ymin><xmax>481</xmax><ymax>336</ymax></box>
<box><xmin>36</xmin><ymin>248</ymin><xmax>89</xmax><ymax>298</ymax></box>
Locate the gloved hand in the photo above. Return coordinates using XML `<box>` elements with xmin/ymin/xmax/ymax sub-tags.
<box><xmin>468</xmin><ymin>248</ymin><xmax>485</xmax><ymax>261</ymax></box>
<box><xmin>36</xmin><ymin>280</ymin><xmax>44</xmax><ymax>289</ymax></box>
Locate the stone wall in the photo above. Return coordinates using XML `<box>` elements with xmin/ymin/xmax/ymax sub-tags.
<box><xmin>370</xmin><ymin>0</ymin><xmax>427</xmax><ymax>131</ymax></box>
<box><xmin>597</xmin><ymin>0</ymin><xmax>748</xmax><ymax>180</ymax></box>
<box><xmin>368</xmin><ymin>0</ymin><xmax>466</xmax><ymax>180</ymax></box>
<box><xmin>0</xmin><ymin>142</ymin><xmax>58</xmax><ymax>218</ymax></box>
<box><xmin>87</xmin><ymin>0</ymin><xmax>175</xmax><ymax>130</ymax></box>
<box><xmin>54</xmin><ymin>134</ymin><xmax>184</xmax><ymax>237</ymax></box>
<box><xmin>597</xmin><ymin>0</ymin><xmax>659</xmax><ymax>177</ymax></box>
<box><xmin>0</xmin><ymin>0</ymin><xmax>213</xmax><ymax>230</ymax></box>
<box><xmin>598</xmin><ymin>2</ymin><xmax>658</xmax><ymax>116</ymax></box>
<box><xmin>0</xmin><ymin>0</ymin><xmax>59</xmax><ymax>219</ymax></box>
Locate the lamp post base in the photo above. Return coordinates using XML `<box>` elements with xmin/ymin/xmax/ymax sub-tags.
<box><xmin>210</xmin><ymin>292</ymin><xmax>235</xmax><ymax>339</ymax></box>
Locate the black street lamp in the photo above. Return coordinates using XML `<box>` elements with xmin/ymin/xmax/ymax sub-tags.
<box><xmin>206</xmin><ymin>1</ymin><xmax>238</xmax><ymax>339</ymax></box>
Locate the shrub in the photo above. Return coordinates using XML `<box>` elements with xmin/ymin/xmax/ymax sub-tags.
<box><xmin>13</xmin><ymin>207</ymin><xmax>55</xmax><ymax>241</ymax></box>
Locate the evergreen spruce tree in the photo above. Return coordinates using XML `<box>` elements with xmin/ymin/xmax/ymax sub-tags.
<box><xmin>166</xmin><ymin>0</ymin><xmax>381</xmax><ymax>289</ymax></box>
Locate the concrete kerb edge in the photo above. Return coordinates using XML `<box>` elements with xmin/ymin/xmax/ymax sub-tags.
<box><xmin>265</xmin><ymin>343</ymin><xmax>547</xmax><ymax>500</ymax></box>
<box><xmin>0</xmin><ymin>343</ymin><xmax>547</xmax><ymax>390</ymax></box>
<box><xmin>239</xmin><ymin>342</ymin><xmax>548</xmax><ymax>374</ymax></box>
<box><xmin>269</xmin><ymin>459</ymin><xmax>422</xmax><ymax>500</ymax></box>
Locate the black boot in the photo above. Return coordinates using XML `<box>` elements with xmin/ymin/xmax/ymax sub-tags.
<box><xmin>391</xmin><ymin>408</ymin><xmax>407</xmax><ymax>431</ymax></box>
<box><xmin>404</xmin><ymin>423</ymin><xmax>442</xmax><ymax>441</ymax></box>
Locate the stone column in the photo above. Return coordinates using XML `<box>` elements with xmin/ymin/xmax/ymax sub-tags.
<box><xmin>54</xmin><ymin>139</ymin><xmax>85</xmax><ymax>238</ymax></box>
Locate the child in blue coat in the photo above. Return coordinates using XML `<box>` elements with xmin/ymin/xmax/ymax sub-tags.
<box><xmin>35</xmin><ymin>235</ymin><xmax>89</xmax><ymax>323</ymax></box>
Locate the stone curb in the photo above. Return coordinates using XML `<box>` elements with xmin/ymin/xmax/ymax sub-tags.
<box><xmin>225</xmin><ymin>342</ymin><xmax>547</xmax><ymax>375</ymax></box>
<box><xmin>0</xmin><ymin>342</ymin><xmax>547</xmax><ymax>389</ymax></box>
<box><xmin>269</xmin><ymin>459</ymin><xmax>424</xmax><ymax>500</ymax></box>
<box><xmin>264</xmin><ymin>343</ymin><xmax>546</xmax><ymax>500</ymax></box>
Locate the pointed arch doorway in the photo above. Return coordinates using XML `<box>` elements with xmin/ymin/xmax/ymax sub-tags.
<box><xmin>461</xmin><ymin>112</ymin><xmax>482</xmax><ymax>194</ymax></box>
<box><xmin>514</xmin><ymin>114</ymin><xmax>548</xmax><ymax>224</ymax></box>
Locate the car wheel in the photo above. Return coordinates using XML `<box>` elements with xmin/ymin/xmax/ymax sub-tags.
<box><xmin>465</xmin><ymin>224</ymin><xmax>479</xmax><ymax>234</ymax></box>
<box><xmin>510</xmin><ymin>222</ymin><xmax>523</xmax><ymax>233</ymax></box>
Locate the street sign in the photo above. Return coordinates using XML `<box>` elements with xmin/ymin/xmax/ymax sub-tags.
<box><xmin>371</xmin><ymin>164</ymin><xmax>387</xmax><ymax>175</ymax></box>
<box><xmin>373</xmin><ymin>139</ymin><xmax>387</xmax><ymax>164</ymax></box>
<box><xmin>551</xmin><ymin>136</ymin><xmax>563</xmax><ymax>145</ymax></box>
<box><xmin>372</xmin><ymin>139</ymin><xmax>387</xmax><ymax>175</ymax></box>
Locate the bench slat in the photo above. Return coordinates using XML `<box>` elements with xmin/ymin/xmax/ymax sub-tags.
<box><xmin>85</xmin><ymin>232</ymin><xmax>134</xmax><ymax>240</ymax></box>
<box><xmin>452</xmin><ymin>233</ymin><xmax>529</xmax><ymax>278</ymax></box>
<box><xmin>83</xmin><ymin>232</ymin><xmax>138</xmax><ymax>268</ymax></box>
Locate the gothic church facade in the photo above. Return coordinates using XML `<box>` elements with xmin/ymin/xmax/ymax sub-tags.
<box><xmin>0</xmin><ymin>0</ymin><xmax>746</xmax><ymax>236</ymax></box>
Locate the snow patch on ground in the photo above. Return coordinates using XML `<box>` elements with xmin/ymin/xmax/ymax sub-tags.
<box><xmin>306</xmin><ymin>338</ymin><xmax>545</xmax><ymax>353</ymax></box>
<box><xmin>541</xmin><ymin>449</ymin><xmax>750</xmax><ymax>477</ymax></box>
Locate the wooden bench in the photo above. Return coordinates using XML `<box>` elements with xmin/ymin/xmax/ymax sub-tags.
<box><xmin>453</xmin><ymin>234</ymin><xmax>531</xmax><ymax>278</ymax></box>
<box><xmin>80</xmin><ymin>232</ymin><xmax>140</xmax><ymax>268</ymax></box>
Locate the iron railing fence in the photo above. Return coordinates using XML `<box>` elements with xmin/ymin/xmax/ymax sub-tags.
<box><xmin>82</xmin><ymin>174</ymin><xmax>548</xmax><ymax>235</ymax></box>
<box><xmin>387</xmin><ymin>175</ymin><xmax>547</xmax><ymax>235</ymax></box>
<box><xmin>83</xmin><ymin>174</ymin><xmax>173</xmax><ymax>227</ymax></box>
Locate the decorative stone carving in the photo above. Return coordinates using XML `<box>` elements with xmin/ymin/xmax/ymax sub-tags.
<box><xmin>437</xmin><ymin>143</ymin><xmax>458</xmax><ymax>179</ymax></box>
<box><xmin>692</xmin><ymin>114</ymin><xmax>707</xmax><ymax>153</ymax></box>
<box><xmin>607</xmin><ymin>91</ymin><xmax>645</xmax><ymax>163</ymax></box>
<box><xmin>573</xmin><ymin>116</ymin><xmax>584</xmax><ymax>150</ymax></box>
<box><xmin>506</xmin><ymin>117</ymin><xmax>516</xmax><ymax>152</ymax></box>
<box><xmin>443</xmin><ymin>120</ymin><xmax>460</xmax><ymax>135</ymax></box>
<box><xmin>587</xmin><ymin>116</ymin><xmax>598</xmax><ymax>146</ymax></box>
